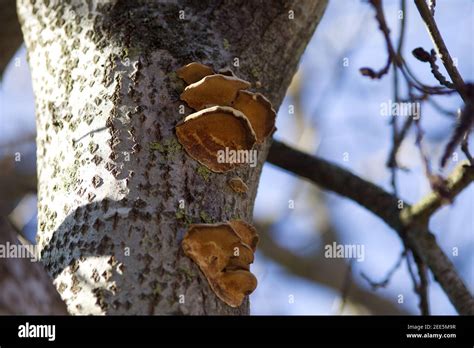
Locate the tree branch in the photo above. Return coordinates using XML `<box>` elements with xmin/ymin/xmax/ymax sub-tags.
<box><xmin>0</xmin><ymin>216</ymin><xmax>68</xmax><ymax>314</ymax></box>
<box><xmin>257</xmin><ymin>226</ymin><xmax>410</xmax><ymax>315</ymax></box>
<box><xmin>400</xmin><ymin>162</ymin><xmax>474</xmax><ymax>225</ymax></box>
<box><xmin>0</xmin><ymin>0</ymin><xmax>22</xmax><ymax>78</ymax></box>
<box><xmin>267</xmin><ymin>140</ymin><xmax>474</xmax><ymax>314</ymax></box>
<box><xmin>414</xmin><ymin>0</ymin><xmax>465</xmax><ymax>100</ymax></box>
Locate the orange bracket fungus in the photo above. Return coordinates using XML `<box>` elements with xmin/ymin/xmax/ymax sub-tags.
<box><xmin>228</xmin><ymin>219</ymin><xmax>259</xmax><ymax>252</ymax></box>
<box><xmin>175</xmin><ymin>106</ymin><xmax>256</xmax><ymax>172</ymax></box>
<box><xmin>180</xmin><ymin>74</ymin><xmax>251</xmax><ymax>111</ymax></box>
<box><xmin>231</xmin><ymin>90</ymin><xmax>276</xmax><ymax>144</ymax></box>
<box><xmin>181</xmin><ymin>220</ymin><xmax>259</xmax><ymax>307</ymax></box>
<box><xmin>176</xmin><ymin>62</ymin><xmax>215</xmax><ymax>85</ymax></box>
<box><xmin>175</xmin><ymin>62</ymin><xmax>277</xmax><ymax>172</ymax></box>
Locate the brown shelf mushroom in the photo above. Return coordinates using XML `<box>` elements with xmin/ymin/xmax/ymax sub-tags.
<box><xmin>229</xmin><ymin>220</ymin><xmax>259</xmax><ymax>252</ymax></box>
<box><xmin>175</xmin><ymin>106</ymin><xmax>257</xmax><ymax>172</ymax></box>
<box><xmin>177</xmin><ymin>62</ymin><xmax>215</xmax><ymax>85</ymax></box>
<box><xmin>182</xmin><ymin>223</ymin><xmax>254</xmax><ymax>275</ymax></box>
<box><xmin>181</xmin><ymin>221</ymin><xmax>259</xmax><ymax>307</ymax></box>
<box><xmin>180</xmin><ymin>74</ymin><xmax>251</xmax><ymax>111</ymax></box>
<box><xmin>213</xmin><ymin>270</ymin><xmax>257</xmax><ymax>308</ymax></box>
<box><xmin>232</xmin><ymin>90</ymin><xmax>276</xmax><ymax>144</ymax></box>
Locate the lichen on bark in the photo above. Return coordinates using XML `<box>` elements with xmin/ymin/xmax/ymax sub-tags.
<box><xmin>17</xmin><ymin>0</ymin><xmax>327</xmax><ymax>314</ymax></box>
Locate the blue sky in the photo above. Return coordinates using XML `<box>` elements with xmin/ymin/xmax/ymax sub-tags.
<box><xmin>1</xmin><ymin>0</ymin><xmax>472</xmax><ymax>315</ymax></box>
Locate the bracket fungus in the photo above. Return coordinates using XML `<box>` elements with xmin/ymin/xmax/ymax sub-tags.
<box><xmin>231</xmin><ymin>90</ymin><xmax>276</xmax><ymax>144</ymax></box>
<box><xmin>180</xmin><ymin>74</ymin><xmax>251</xmax><ymax>111</ymax></box>
<box><xmin>228</xmin><ymin>219</ymin><xmax>259</xmax><ymax>252</ymax></box>
<box><xmin>182</xmin><ymin>220</ymin><xmax>259</xmax><ymax>307</ymax></box>
<box><xmin>175</xmin><ymin>106</ymin><xmax>257</xmax><ymax>172</ymax></box>
<box><xmin>176</xmin><ymin>62</ymin><xmax>215</xmax><ymax>85</ymax></box>
<box><xmin>175</xmin><ymin>62</ymin><xmax>276</xmax><ymax>171</ymax></box>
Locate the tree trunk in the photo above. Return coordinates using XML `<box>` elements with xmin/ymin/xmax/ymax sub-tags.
<box><xmin>17</xmin><ymin>0</ymin><xmax>327</xmax><ymax>315</ymax></box>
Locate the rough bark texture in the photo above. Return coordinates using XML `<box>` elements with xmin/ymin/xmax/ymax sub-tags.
<box><xmin>0</xmin><ymin>217</ymin><xmax>68</xmax><ymax>314</ymax></box>
<box><xmin>17</xmin><ymin>0</ymin><xmax>327</xmax><ymax>314</ymax></box>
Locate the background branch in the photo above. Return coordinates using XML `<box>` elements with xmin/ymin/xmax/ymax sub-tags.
<box><xmin>257</xmin><ymin>223</ymin><xmax>409</xmax><ymax>315</ymax></box>
<box><xmin>414</xmin><ymin>0</ymin><xmax>466</xmax><ymax>99</ymax></box>
<box><xmin>268</xmin><ymin>140</ymin><xmax>474</xmax><ymax>314</ymax></box>
<box><xmin>0</xmin><ymin>0</ymin><xmax>22</xmax><ymax>78</ymax></box>
<box><xmin>0</xmin><ymin>216</ymin><xmax>67</xmax><ymax>314</ymax></box>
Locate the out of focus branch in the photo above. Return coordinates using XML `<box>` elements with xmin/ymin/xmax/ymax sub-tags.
<box><xmin>0</xmin><ymin>216</ymin><xmax>67</xmax><ymax>314</ymax></box>
<box><xmin>267</xmin><ymin>140</ymin><xmax>474</xmax><ymax>314</ymax></box>
<box><xmin>400</xmin><ymin>163</ymin><xmax>474</xmax><ymax>225</ymax></box>
<box><xmin>0</xmin><ymin>154</ymin><xmax>37</xmax><ymax>215</ymax></box>
<box><xmin>0</xmin><ymin>0</ymin><xmax>23</xmax><ymax>77</ymax></box>
<box><xmin>257</xmin><ymin>225</ymin><xmax>410</xmax><ymax>315</ymax></box>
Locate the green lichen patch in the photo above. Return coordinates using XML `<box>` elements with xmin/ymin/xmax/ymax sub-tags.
<box><xmin>223</xmin><ymin>38</ymin><xmax>230</xmax><ymax>50</ymax></box>
<box><xmin>149</xmin><ymin>141</ymin><xmax>165</xmax><ymax>152</ymax></box>
<box><xmin>175</xmin><ymin>208</ymin><xmax>193</xmax><ymax>226</ymax></box>
<box><xmin>62</xmin><ymin>164</ymin><xmax>79</xmax><ymax>192</ymax></box>
<box><xmin>196</xmin><ymin>165</ymin><xmax>211</xmax><ymax>182</ymax></box>
<box><xmin>152</xmin><ymin>283</ymin><xmax>162</xmax><ymax>297</ymax></box>
<box><xmin>178</xmin><ymin>267</ymin><xmax>195</xmax><ymax>281</ymax></box>
<box><xmin>199</xmin><ymin>211</ymin><xmax>213</xmax><ymax>224</ymax></box>
<box><xmin>251</xmin><ymin>66</ymin><xmax>260</xmax><ymax>79</ymax></box>
<box><xmin>149</xmin><ymin>137</ymin><xmax>182</xmax><ymax>160</ymax></box>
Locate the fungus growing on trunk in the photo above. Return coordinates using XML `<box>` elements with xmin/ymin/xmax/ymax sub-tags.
<box><xmin>228</xmin><ymin>219</ymin><xmax>259</xmax><ymax>252</ymax></box>
<box><xmin>213</xmin><ymin>270</ymin><xmax>257</xmax><ymax>308</ymax></box>
<box><xmin>232</xmin><ymin>90</ymin><xmax>276</xmax><ymax>144</ymax></box>
<box><xmin>180</xmin><ymin>74</ymin><xmax>251</xmax><ymax>111</ymax></box>
<box><xmin>182</xmin><ymin>221</ymin><xmax>259</xmax><ymax>307</ymax></box>
<box><xmin>176</xmin><ymin>62</ymin><xmax>215</xmax><ymax>85</ymax></box>
<box><xmin>175</xmin><ymin>106</ymin><xmax>256</xmax><ymax>172</ymax></box>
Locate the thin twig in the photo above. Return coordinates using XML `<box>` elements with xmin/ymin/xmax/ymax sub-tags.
<box><xmin>389</xmin><ymin>0</ymin><xmax>408</xmax><ymax>194</ymax></box>
<box><xmin>338</xmin><ymin>261</ymin><xmax>353</xmax><ymax>314</ymax></box>
<box><xmin>361</xmin><ymin>250</ymin><xmax>407</xmax><ymax>290</ymax></box>
<box><xmin>413</xmin><ymin>251</ymin><xmax>430</xmax><ymax>315</ymax></box>
<box><xmin>406</xmin><ymin>250</ymin><xmax>430</xmax><ymax>315</ymax></box>
<box><xmin>268</xmin><ymin>140</ymin><xmax>474</xmax><ymax>314</ymax></box>
<box><xmin>461</xmin><ymin>134</ymin><xmax>474</xmax><ymax>166</ymax></box>
<box><xmin>412</xmin><ymin>47</ymin><xmax>454</xmax><ymax>89</ymax></box>
<box><xmin>414</xmin><ymin>0</ymin><xmax>466</xmax><ymax>100</ymax></box>
<box><xmin>400</xmin><ymin>161</ymin><xmax>474</xmax><ymax>225</ymax></box>
<box><xmin>387</xmin><ymin>117</ymin><xmax>413</xmax><ymax>170</ymax></box>
<box><xmin>359</xmin><ymin>0</ymin><xmax>399</xmax><ymax>79</ymax></box>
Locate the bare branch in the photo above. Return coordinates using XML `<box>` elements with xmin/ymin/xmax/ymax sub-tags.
<box><xmin>0</xmin><ymin>217</ymin><xmax>68</xmax><ymax>314</ymax></box>
<box><xmin>359</xmin><ymin>0</ymin><xmax>397</xmax><ymax>79</ymax></box>
<box><xmin>412</xmin><ymin>252</ymin><xmax>430</xmax><ymax>315</ymax></box>
<box><xmin>414</xmin><ymin>0</ymin><xmax>466</xmax><ymax>100</ymax></box>
<box><xmin>400</xmin><ymin>162</ymin><xmax>474</xmax><ymax>225</ymax></box>
<box><xmin>361</xmin><ymin>250</ymin><xmax>406</xmax><ymax>290</ymax></box>
<box><xmin>257</xmin><ymin>225</ymin><xmax>409</xmax><ymax>315</ymax></box>
<box><xmin>0</xmin><ymin>0</ymin><xmax>23</xmax><ymax>78</ymax></box>
<box><xmin>267</xmin><ymin>140</ymin><xmax>474</xmax><ymax>314</ymax></box>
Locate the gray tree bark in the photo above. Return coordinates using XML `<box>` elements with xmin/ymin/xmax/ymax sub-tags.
<box><xmin>17</xmin><ymin>0</ymin><xmax>327</xmax><ymax>314</ymax></box>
